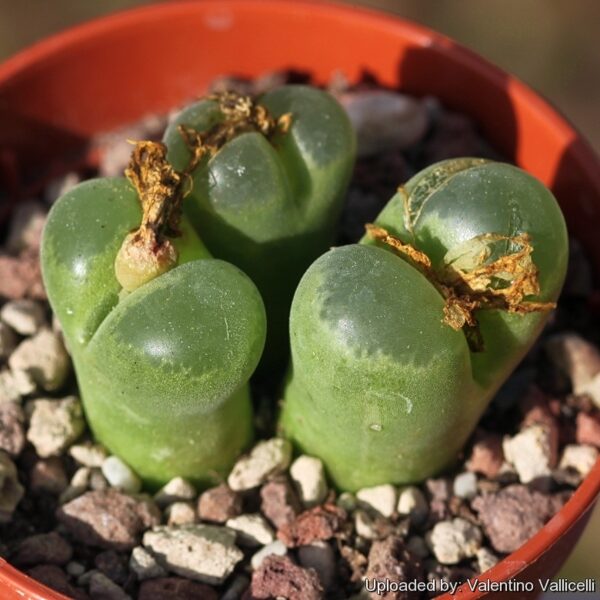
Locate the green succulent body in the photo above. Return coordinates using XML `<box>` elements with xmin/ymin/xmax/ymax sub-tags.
<box><xmin>164</xmin><ymin>85</ymin><xmax>356</xmax><ymax>369</ymax></box>
<box><xmin>42</xmin><ymin>178</ymin><xmax>266</xmax><ymax>488</ymax></box>
<box><xmin>280</xmin><ymin>159</ymin><xmax>568</xmax><ymax>491</ymax></box>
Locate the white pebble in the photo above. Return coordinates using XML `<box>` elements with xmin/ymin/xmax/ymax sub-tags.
<box><xmin>503</xmin><ymin>425</ymin><xmax>554</xmax><ymax>483</ymax></box>
<box><xmin>227</xmin><ymin>438</ymin><xmax>291</xmax><ymax>491</ymax></box>
<box><xmin>101</xmin><ymin>455</ymin><xmax>142</xmax><ymax>493</ymax></box>
<box><xmin>226</xmin><ymin>513</ymin><xmax>275</xmax><ymax>547</ymax></box>
<box><xmin>10</xmin><ymin>368</ymin><xmax>36</xmax><ymax>395</ymax></box>
<box><xmin>0</xmin><ymin>323</ymin><xmax>17</xmax><ymax>360</ymax></box>
<box><xmin>154</xmin><ymin>476</ymin><xmax>197</xmax><ymax>507</ymax></box>
<box><xmin>143</xmin><ymin>525</ymin><xmax>243</xmax><ymax>585</ymax></box>
<box><xmin>9</xmin><ymin>328</ymin><xmax>70</xmax><ymax>391</ymax></box>
<box><xmin>397</xmin><ymin>486</ymin><xmax>428</xmax><ymax>525</ymax></box>
<box><xmin>426</xmin><ymin>518</ymin><xmax>482</xmax><ymax>565</ymax></box>
<box><xmin>0</xmin><ymin>451</ymin><xmax>24</xmax><ymax>522</ymax></box>
<box><xmin>130</xmin><ymin>546</ymin><xmax>167</xmax><ymax>581</ymax></box>
<box><xmin>356</xmin><ymin>484</ymin><xmax>397</xmax><ymax>518</ymax></box>
<box><xmin>70</xmin><ymin>467</ymin><xmax>91</xmax><ymax>489</ymax></box>
<box><xmin>453</xmin><ymin>472</ymin><xmax>478</xmax><ymax>500</ymax></box>
<box><xmin>290</xmin><ymin>455</ymin><xmax>328</xmax><ymax>507</ymax></box>
<box><xmin>354</xmin><ymin>509</ymin><xmax>379</xmax><ymax>540</ymax></box>
<box><xmin>559</xmin><ymin>444</ymin><xmax>599</xmax><ymax>478</ymax></box>
<box><xmin>339</xmin><ymin>90</ymin><xmax>428</xmax><ymax>157</ymax></box>
<box><xmin>476</xmin><ymin>547</ymin><xmax>499</xmax><ymax>573</ymax></box>
<box><xmin>1</xmin><ymin>300</ymin><xmax>45</xmax><ymax>336</ymax></box>
<box><xmin>69</xmin><ymin>442</ymin><xmax>108</xmax><ymax>467</ymax></box>
<box><xmin>0</xmin><ymin>370</ymin><xmax>21</xmax><ymax>404</ymax></box>
<box><xmin>250</xmin><ymin>540</ymin><xmax>287</xmax><ymax>570</ymax></box>
<box><xmin>27</xmin><ymin>396</ymin><xmax>85</xmax><ymax>458</ymax></box>
<box><xmin>166</xmin><ymin>501</ymin><xmax>197</xmax><ymax>526</ymax></box>
<box><xmin>298</xmin><ymin>541</ymin><xmax>336</xmax><ymax>589</ymax></box>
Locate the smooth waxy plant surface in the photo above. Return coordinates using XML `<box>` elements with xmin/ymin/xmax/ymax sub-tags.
<box><xmin>41</xmin><ymin>144</ymin><xmax>266</xmax><ymax>488</ymax></box>
<box><xmin>163</xmin><ymin>85</ymin><xmax>356</xmax><ymax>368</ymax></box>
<box><xmin>280</xmin><ymin>158</ymin><xmax>568</xmax><ymax>491</ymax></box>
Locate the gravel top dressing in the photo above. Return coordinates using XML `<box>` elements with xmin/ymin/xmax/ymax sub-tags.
<box><xmin>0</xmin><ymin>71</ymin><xmax>598</xmax><ymax>600</ymax></box>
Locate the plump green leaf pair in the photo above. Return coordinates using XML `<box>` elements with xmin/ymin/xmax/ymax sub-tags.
<box><xmin>42</xmin><ymin>85</ymin><xmax>355</xmax><ymax>487</ymax></box>
<box><xmin>280</xmin><ymin>159</ymin><xmax>568</xmax><ymax>491</ymax></box>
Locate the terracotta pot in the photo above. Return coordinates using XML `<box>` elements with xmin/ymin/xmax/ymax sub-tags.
<box><xmin>0</xmin><ymin>1</ymin><xmax>599</xmax><ymax>598</ymax></box>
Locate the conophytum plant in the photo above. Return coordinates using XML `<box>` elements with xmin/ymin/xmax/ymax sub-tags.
<box><xmin>163</xmin><ymin>85</ymin><xmax>356</xmax><ymax>369</ymax></box>
<box><xmin>280</xmin><ymin>158</ymin><xmax>568</xmax><ymax>491</ymax></box>
<box><xmin>41</xmin><ymin>141</ymin><xmax>266</xmax><ymax>488</ymax></box>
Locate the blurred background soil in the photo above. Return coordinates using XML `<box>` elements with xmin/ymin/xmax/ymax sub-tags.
<box><xmin>0</xmin><ymin>0</ymin><xmax>598</xmax><ymax>585</ymax></box>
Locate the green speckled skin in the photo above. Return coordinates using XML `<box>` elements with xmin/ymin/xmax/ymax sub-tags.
<box><xmin>280</xmin><ymin>160</ymin><xmax>568</xmax><ymax>491</ymax></box>
<box><xmin>164</xmin><ymin>85</ymin><xmax>356</xmax><ymax>369</ymax></box>
<box><xmin>41</xmin><ymin>178</ymin><xmax>266</xmax><ymax>488</ymax></box>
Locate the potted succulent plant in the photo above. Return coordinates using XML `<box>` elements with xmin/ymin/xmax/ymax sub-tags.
<box><xmin>0</xmin><ymin>1</ymin><xmax>599</xmax><ymax>599</ymax></box>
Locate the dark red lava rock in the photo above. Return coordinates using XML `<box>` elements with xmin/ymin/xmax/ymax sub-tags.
<box><xmin>277</xmin><ymin>504</ymin><xmax>346</xmax><ymax>548</ymax></box>
<box><xmin>576</xmin><ymin>412</ymin><xmax>600</xmax><ymax>447</ymax></box>
<box><xmin>12</xmin><ymin>531</ymin><xmax>73</xmax><ymax>567</ymax></box>
<box><xmin>197</xmin><ymin>484</ymin><xmax>242</xmax><ymax>524</ymax></box>
<box><xmin>260</xmin><ymin>477</ymin><xmax>302</xmax><ymax>528</ymax></box>
<box><xmin>466</xmin><ymin>431</ymin><xmax>504</xmax><ymax>479</ymax></box>
<box><xmin>472</xmin><ymin>485</ymin><xmax>566</xmax><ymax>553</ymax></box>
<box><xmin>27</xmin><ymin>565</ymin><xmax>89</xmax><ymax>600</ymax></box>
<box><xmin>251</xmin><ymin>555</ymin><xmax>323</xmax><ymax>600</ymax></box>
<box><xmin>56</xmin><ymin>489</ymin><xmax>160</xmax><ymax>550</ymax></box>
<box><xmin>0</xmin><ymin>250</ymin><xmax>46</xmax><ymax>300</ymax></box>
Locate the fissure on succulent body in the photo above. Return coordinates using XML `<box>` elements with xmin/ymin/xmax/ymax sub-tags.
<box><xmin>280</xmin><ymin>158</ymin><xmax>568</xmax><ymax>491</ymax></box>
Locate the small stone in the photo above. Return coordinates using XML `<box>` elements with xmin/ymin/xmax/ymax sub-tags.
<box><xmin>95</xmin><ymin>550</ymin><xmax>129</xmax><ymax>585</ymax></box>
<box><xmin>476</xmin><ymin>547</ymin><xmax>499</xmax><ymax>573</ymax></box>
<box><xmin>198</xmin><ymin>484</ymin><xmax>242</xmax><ymax>523</ymax></box>
<box><xmin>559</xmin><ymin>444</ymin><xmax>598</xmax><ymax>478</ymax></box>
<box><xmin>66</xmin><ymin>562</ymin><xmax>86</xmax><ymax>577</ymax></box>
<box><xmin>89</xmin><ymin>571</ymin><xmax>131</xmax><ymax>600</ymax></box>
<box><xmin>70</xmin><ymin>442</ymin><xmax>108</xmax><ymax>468</ymax></box>
<box><xmin>426</xmin><ymin>518</ymin><xmax>482</xmax><ymax>565</ymax></box>
<box><xmin>406</xmin><ymin>536</ymin><xmax>429</xmax><ymax>559</ymax></box>
<box><xmin>59</xmin><ymin>484</ymin><xmax>87</xmax><ymax>504</ymax></box>
<box><xmin>466</xmin><ymin>431</ymin><xmax>504</xmax><ymax>478</ymax></box>
<box><xmin>0</xmin><ymin>251</ymin><xmax>46</xmax><ymax>301</ymax></box>
<box><xmin>130</xmin><ymin>546</ymin><xmax>167</xmax><ymax>581</ymax></box>
<box><xmin>366</xmin><ymin>536</ymin><xmax>424</xmax><ymax>600</ymax></box>
<box><xmin>336</xmin><ymin>492</ymin><xmax>357</xmax><ymax>512</ymax></box>
<box><xmin>77</xmin><ymin>569</ymin><xmax>99</xmax><ymax>587</ymax></box>
<box><xmin>28</xmin><ymin>564</ymin><xmax>87</xmax><ymax>600</ymax></box>
<box><xmin>354</xmin><ymin>509</ymin><xmax>379</xmax><ymax>541</ymax></box>
<box><xmin>396</xmin><ymin>486</ymin><xmax>428</xmax><ymax>525</ymax></box>
<box><xmin>226</xmin><ymin>513</ymin><xmax>275</xmax><ymax>547</ymax></box>
<box><xmin>90</xmin><ymin>469</ymin><xmax>110</xmax><ymax>491</ymax></box>
<box><xmin>0</xmin><ymin>450</ymin><xmax>24</xmax><ymax>522</ymax></box>
<box><xmin>11</xmin><ymin>367</ymin><xmax>36</xmax><ymax>395</ymax></box>
<box><xmin>356</xmin><ymin>484</ymin><xmax>397</xmax><ymax>518</ymax></box>
<box><xmin>278</xmin><ymin>504</ymin><xmax>346</xmax><ymax>548</ymax></box>
<box><xmin>58</xmin><ymin>489</ymin><xmax>160</xmax><ymax>550</ymax></box>
<box><xmin>546</xmin><ymin>334</ymin><xmax>600</xmax><ymax>408</ymax></box>
<box><xmin>298</xmin><ymin>541</ymin><xmax>336</xmax><ymax>589</ymax></box>
<box><xmin>143</xmin><ymin>524</ymin><xmax>243</xmax><ymax>585</ymax></box>
<box><xmin>227</xmin><ymin>438</ymin><xmax>292</xmax><ymax>491</ymax></box>
<box><xmin>71</xmin><ymin>466</ymin><xmax>92</xmax><ymax>489</ymax></box>
<box><xmin>0</xmin><ymin>401</ymin><xmax>25</xmax><ymax>456</ymax></box>
<box><xmin>0</xmin><ymin>322</ymin><xmax>17</xmax><ymax>360</ymax></box>
<box><xmin>251</xmin><ymin>555</ymin><xmax>323</xmax><ymax>600</ymax></box>
<box><xmin>1</xmin><ymin>299</ymin><xmax>45</xmax><ymax>335</ymax></box>
<box><xmin>472</xmin><ymin>484</ymin><xmax>565</xmax><ymax>553</ymax></box>
<box><xmin>453</xmin><ymin>472</ymin><xmax>478</xmax><ymax>500</ymax></box>
<box><xmin>138</xmin><ymin>577</ymin><xmax>218</xmax><ymax>600</ymax></box>
<box><xmin>101</xmin><ymin>456</ymin><xmax>142</xmax><ymax>493</ymax></box>
<box><xmin>339</xmin><ymin>90</ymin><xmax>428</xmax><ymax>157</ymax></box>
<box><xmin>251</xmin><ymin>540</ymin><xmax>288</xmax><ymax>570</ymax></box>
<box><xmin>6</xmin><ymin>201</ymin><xmax>47</xmax><ymax>253</ymax></box>
<box><xmin>576</xmin><ymin>412</ymin><xmax>600</xmax><ymax>447</ymax></box>
<box><xmin>27</xmin><ymin>396</ymin><xmax>85</xmax><ymax>457</ymax></box>
<box><xmin>154</xmin><ymin>476</ymin><xmax>196</xmax><ymax>507</ymax></box>
<box><xmin>12</xmin><ymin>532</ymin><xmax>73</xmax><ymax>567</ymax></box>
<box><xmin>0</xmin><ymin>369</ymin><xmax>21</xmax><ymax>403</ymax></box>
<box><xmin>222</xmin><ymin>574</ymin><xmax>250</xmax><ymax>600</ymax></box>
<box><xmin>29</xmin><ymin>456</ymin><xmax>69</xmax><ymax>496</ymax></box>
<box><xmin>260</xmin><ymin>477</ymin><xmax>301</xmax><ymax>528</ymax></box>
<box><xmin>289</xmin><ymin>455</ymin><xmax>328</xmax><ymax>508</ymax></box>
<box><xmin>166</xmin><ymin>501</ymin><xmax>197</xmax><ymax>526</ymax></box>
<box><xmin>503</xmin><ymin>424</ymin><xmax>556</xmax><ymax>483</ymax></box>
